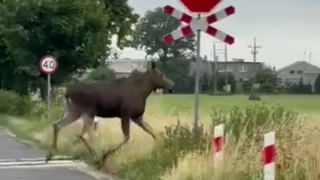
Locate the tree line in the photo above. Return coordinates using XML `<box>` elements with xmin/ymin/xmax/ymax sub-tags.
<box><xmin>1</xmin><ymin>1</ymin><xmax>320</xmax><ymax>98</ymax></box>
<box><xmin>0</xmin><ymin>0</ymin><xmax>138</xmax><ymax>99</ymax></box>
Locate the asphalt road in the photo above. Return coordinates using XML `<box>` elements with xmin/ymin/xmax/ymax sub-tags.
<box><xmin>0</xmin><ymin>168</ymin><xmax>97</xmax><ymax>180</ymax></box>
<box><xmin>0</xmin><ymin>131</ymin><xmax>45</xmax><ymax>159</ymax></box>
<box><xmin>0</xmin><ymin>130</ymin><xmax>112</xmax><ymax>180</ymax></box>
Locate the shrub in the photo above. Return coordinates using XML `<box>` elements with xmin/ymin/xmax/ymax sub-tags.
<box><xmin>115</xmin><ymin>121</ymin><xmax>209</xmax><ymax>180</ymax></box>
<box><xmin>140</xmin><ymin>105</ymin><xmax>309</xmax><ymax>180</ymax></box>
<box><xmin>0</xmin><ymin>90</ymin><xmax>34</xmax><ymax>116</ymax></box>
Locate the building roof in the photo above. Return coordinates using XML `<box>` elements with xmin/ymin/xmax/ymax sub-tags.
<box><xmin>277</xmin><ymin>61</ymin><xmax>320</xmax><ymax>73</ymax></box>
<box><xmin>108</xmin><ymin>58</ymin><xmax>148</xmax><ymax>73</ymax></box>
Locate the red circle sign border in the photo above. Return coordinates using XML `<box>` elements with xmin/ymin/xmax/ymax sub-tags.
<box><xmin>178</xmin><ymin>0</ymin><xmax>222</xmax><ymax>14</ymax></box>
<box><xmin>39</xmin><ymin>55</ymin><xmax>58</xmax><ymax>75</ymax></box>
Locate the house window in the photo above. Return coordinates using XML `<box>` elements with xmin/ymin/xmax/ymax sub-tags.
<box><xmin>239</xmin><ymin>65</ymin><xmax>247</xmax><ymax>73</ymax></box>
<box><xmin>297</xmin><ymin>70</ymin><xmax>303</xmax><ymax>74</ymax></box>
<box><xmin>290</xmin><ymin>70</ymin><xmax>295</xmax><ymax>74</ymax></box>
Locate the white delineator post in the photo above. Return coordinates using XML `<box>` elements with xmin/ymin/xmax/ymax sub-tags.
<box><xmin>93</xmin><ymin>118</ymin><xmax>99</xmax><ymax>134</ymax></box>
<box><xmin>263</xmin><ymin>131</ymin><xmax>275</xmax><ymax>180</ymax></box>
<box><xmin>212</xmin><ymin>124</ymin><xmax>224</xmax><ymax>167</ymax></box>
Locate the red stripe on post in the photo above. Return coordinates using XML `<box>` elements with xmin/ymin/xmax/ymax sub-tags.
<box><xmin>263</xmin><ymin>145</ymin><xmax>275</xmax><ymax>164</ymax></box>
<box><xmin>212</xmin><ymin>136</ymin><xmax>223</xmax><ymax>152</ymax></box>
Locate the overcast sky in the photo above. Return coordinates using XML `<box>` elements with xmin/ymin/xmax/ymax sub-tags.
<box><xmin>113</xmin><ymin>0</ymin><xmax>320</xmax><ymax>69</ymax></box>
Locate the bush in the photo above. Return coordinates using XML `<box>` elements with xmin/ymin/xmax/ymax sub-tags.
<box><xmin>115</xmin><ymin>105</ymin><xmax>310</xmax><ymax>180</ymax></box>
<box><xmin>115</xmin><ymin>121</ymin><xmax>209</xmax><ymax>180</ymax></box>
<box><xmin>0</xmin><ymin>90</ymin><xmax>34</xmax><ymax>116</ymax></box>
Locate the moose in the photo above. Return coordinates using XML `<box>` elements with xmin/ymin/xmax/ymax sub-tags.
<box><xmin>46</xmin><ymin>61</ymin><xmax>175</xmax><ymax>167</ymax></box>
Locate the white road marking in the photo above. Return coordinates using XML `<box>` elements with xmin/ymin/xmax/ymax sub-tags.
<box><xmin>0</xmin><ymin>158</ymin><xmax>116</xmax><ymax>179</ymax></box>
<box><xmin>0</xmin><ymin>159</ymin><xmax>85</xmax><ymax>168</ymax></box>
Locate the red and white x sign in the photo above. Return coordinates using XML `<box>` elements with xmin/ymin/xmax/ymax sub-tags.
<box><xmin>162</xmin><ymin>5</ymin><xmax>235</xmax><ymax>45</ymax></box>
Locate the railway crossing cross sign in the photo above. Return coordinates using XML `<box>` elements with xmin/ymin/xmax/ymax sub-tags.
<box><xmin>162</xmin><ymin>5</ymin><xmax>235</xmax><ymax>44</ymax></box>
<box><xmin>161</xmin><ymin>0</ymin><xmax>236</xmax><ymax>135</ymax></box>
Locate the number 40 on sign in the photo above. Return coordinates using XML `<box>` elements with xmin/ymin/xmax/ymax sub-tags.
<box><xmin>39</xmin><ymin>55</ymin><xmax>58</xmax><ymax>75</ymax></box>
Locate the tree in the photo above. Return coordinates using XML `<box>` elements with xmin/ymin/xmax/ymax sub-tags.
<box><xmin>254</xmin><ymin>66</ymin><xmax>278</xmax><ymax>93</ymax></box>
<box><xmin>315</xmin><ymin>74</ymin><xmax>320</xmax><ymax>94</ymax></box>
<box><xmin>132</xmin><ymin>7</ymin><xmax>195</xmax><ymax>63</ymax></box>
<box><xmin>156</xmin><ymin>58</ymin><xmax>194</xmax><ymax>93</ymax></box>
<box><xmin>0</xmin><ymin>0</ymin><xmax>138</xmax><ymax>98</ymax></box>
<box><xmin>216</xmin><ymin>72</ymin><xmax>236</xmax><ymax>93</ymax></box>
<box><xmin>98</xmin><ymin>0</ymin><xmax>139</xmax><ymax>48</ymax></box>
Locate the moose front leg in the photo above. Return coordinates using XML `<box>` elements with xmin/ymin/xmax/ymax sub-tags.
<box><xmin>98</xmin><ymin>117</ymin><xmax>130</xmax><ymax>169</ymax></box>
<box><xmin>132</xmin><ymin>116</ymin><xmax>157</xmax><ymax>140</ymax></box>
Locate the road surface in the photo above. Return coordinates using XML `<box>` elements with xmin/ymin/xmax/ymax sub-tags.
<box><xmin>0</xmin><ymin>130</ymin><xmax>113</xmax><ymax>180</ymax></box>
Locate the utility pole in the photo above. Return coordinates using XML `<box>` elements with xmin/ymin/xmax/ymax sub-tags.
<box><xmin>212</xmin><ymin>42</ymin><xmax>228</xmax><ymax>93</ymax></box>
<box><xmin>224</xmin><ymin>44</ymin><xmax>228</xmax><ymax>92</ymax></box>
<box><xmin>213</xmin><ymin>44</ymin><xmax>217</xmax><ymax>94</ymax></box>
<box><xmin>308</xmin><ymin>52</ymin><xmax>312</xmax><ymax>63</ymax></box>
<box><xmin>248</xmin><ymin>37</ymin><xmax>262</xmax><ymax>62</ymax></box>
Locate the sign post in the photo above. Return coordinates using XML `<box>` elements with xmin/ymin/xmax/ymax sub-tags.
<box><xmin>39</xmin><ymin>55</ymin><xmax>58</xmax><ymax>119</ymax></box>
<box><xmin>162</xmin><ymin>0</ymin><xmax>235</xmax><ymax>134</ymax></box>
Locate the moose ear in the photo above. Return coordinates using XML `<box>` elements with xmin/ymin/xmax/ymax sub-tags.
<box><xmin>151</xmin><ymin>61</ymin><xmax>156</xmax><ymax>69</ymax></box>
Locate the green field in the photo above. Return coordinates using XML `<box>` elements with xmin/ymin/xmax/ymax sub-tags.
<box><xmin>2</xmin><ymin>92</ymin><xmax>320</xmax><ymax>180</ymax></box>
<box><xmin>149</xmin><ymin>94</ymin><xmax>320</xmax><ymax>113</ymax></box>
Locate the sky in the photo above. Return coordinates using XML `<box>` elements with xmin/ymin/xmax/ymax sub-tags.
<box><xmin>112</xmin><ymin>0</ymin><xmax>320</xmax><ymax>70</ymax></box>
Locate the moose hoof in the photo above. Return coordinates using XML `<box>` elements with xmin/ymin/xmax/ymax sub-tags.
<box><xmin>45</xmin><ymin>151</ymin><xmax>54</xmax><ymax>163</ymax></box>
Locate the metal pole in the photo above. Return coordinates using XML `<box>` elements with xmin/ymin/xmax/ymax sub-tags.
<box><xmin>47</xmin><ymin>74</ymin><xmax>51</xmax><ymax>119</ymax></box>
<box><xmin>224</xmin><ymin>44</ymin><xmax>228</xmax><ymax>93</ymax></box>
<box><xmin>213</xmin><ymin>43</ymin><xmax>217</xmax><ymax>94</ymax></box>
<box><xmin>193</xmin><ymin>14</ymin><xmax>201</xmax><ymax>135</ymax></box>
<box><xmin>253</xmin><ymin>37</ymin><xmax>256</xmax><ymax>62</ymax></box>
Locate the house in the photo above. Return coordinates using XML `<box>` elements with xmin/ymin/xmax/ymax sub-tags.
<box><xmin>276</xmin><ymin>61</ymin><xmax>320</xmax><ymax>91</ymax></box>
<box><xmin>107</xmin><ymin>58</ymin><xmax>163</xmax><ymax>94</ymax></box>
<box><xmin>210</xmin><ymin>58</ymin><xmax>262</xmax><ymax>82</ymax></box>
<box><xmin>108</xmin><ymin>58</ymin><xmax>148</xmax><ymax>78</ymax></box>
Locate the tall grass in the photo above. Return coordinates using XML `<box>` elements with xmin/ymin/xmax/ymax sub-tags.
<box><xmin>0</xmin><ymin>90</ymin><xmax>319</xmax><ymax>179</ymax></box>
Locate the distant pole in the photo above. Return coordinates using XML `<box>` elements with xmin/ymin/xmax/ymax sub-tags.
<box><xmin>308</xmin><ymin>52</ymin><xmax>312</xmax><ymax>63</ymax></box>
<box><xmin>248</xmin><ymin>37</ymin><xmax>262</xmax><ymax>62</ymax></box>
<box><xmin>213</xmin><ymin>43</ymin><xmax>217</xmax><ymax>94</ymax></box>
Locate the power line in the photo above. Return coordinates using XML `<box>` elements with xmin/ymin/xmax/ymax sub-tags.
<box><xmin>248</xmin><ymin>37</ymin><xmax>262</xmax><ymax>62</ymax></box>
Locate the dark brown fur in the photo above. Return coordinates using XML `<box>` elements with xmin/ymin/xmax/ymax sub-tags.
<box><xmin>46</xmin><ymin>62</ymin><xmax>174</xmax><ymax>164</ymax></box>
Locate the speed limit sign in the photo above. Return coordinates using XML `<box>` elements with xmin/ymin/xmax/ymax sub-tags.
<box><xmin>39</xmin><ymin>55</ymin><xmax>58</xmax><ymax>74</ymax></box>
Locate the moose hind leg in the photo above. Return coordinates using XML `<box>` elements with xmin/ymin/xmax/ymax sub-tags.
<box><xmin>132</xmin><ymin>116</ymin><xmax>157</xmax><ymax>140</ymax></box>
<box><xmin>76</xmin><ymin>113</ymin><xmax>99</xmax><ymax>159</ymax></box>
